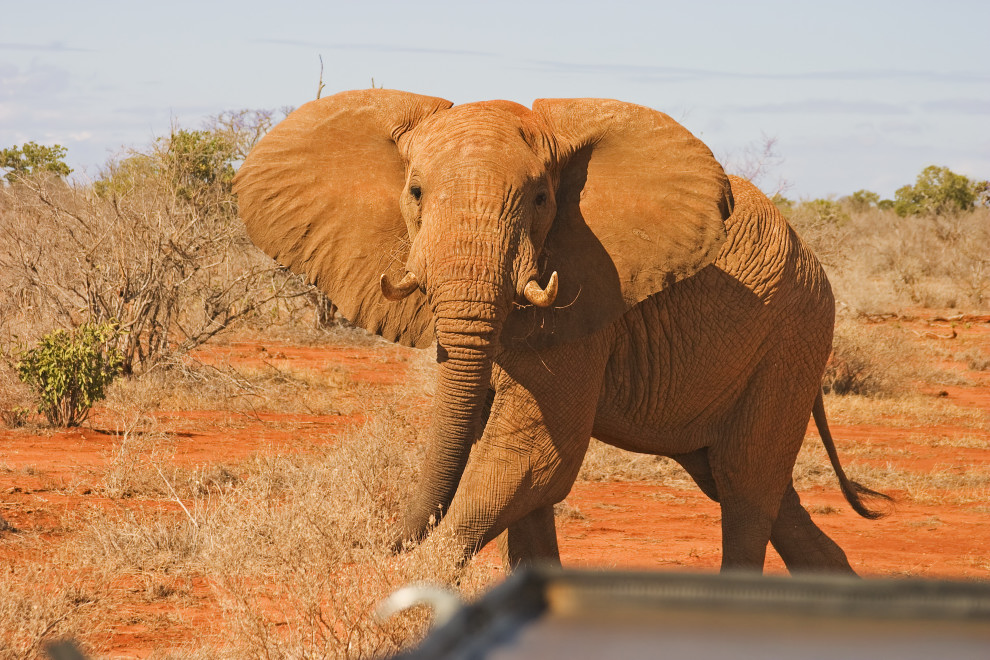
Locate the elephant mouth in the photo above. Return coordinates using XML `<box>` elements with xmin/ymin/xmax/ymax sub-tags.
<box><xmin>381</xmin><ymin>268</ymin><xmax>559</xmax><ymax>309</ymax></box>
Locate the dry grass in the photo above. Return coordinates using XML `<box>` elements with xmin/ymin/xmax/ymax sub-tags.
<box><xmin>235</xmin><ymin>320</ymin><xmax>398</xmax><ymax>350</ymax></box>
<box><xmin>0</xmin><ymin>342</ymin><xmax>492</xmax><ymax>657</ymax></box>
<box><xmin>0</xmin><ymin>405</ymin><xmax>499</xmax><ymax>657</ymax></box>
<box><xmin>921</xmin><ymin>434</ymin><xmax>990</xmax><ymax>449</ymax></box>
<box><xmin>578</xmin><ymin>440</ymin><xmax>692</xmax><ymax>486</ymax></box>
<box><xmin>792</xmin><ymin>436</ymin><xmax>990</xmax><ymax>507</ymax></box>
<box><xmin>0</xmin><ymin>549</ymin><xmax>111</xmax><ymax>659</ymax></box>
<box><xmin>822</xmin><ymin>392</ymin><xmax>989</xmax><ymax>429</ymax></box>
<box><xmin>847</xmin><ymin>463</ymin><xmax>990</xmax><ymax>507</ymax></box>
<box><xmin>147</xmin><ymin>359</ymin><xmax>355</xmax><ymax>416</ymax></box>
<box><xmin>89</xmin><ymin>334</ymin><xmax>420</xmax><ymax>430</ymax></box>
<box><xmin>792</xmin><ymin>206</ymin><xmax>990</xmax><ymax>315</ymax></box>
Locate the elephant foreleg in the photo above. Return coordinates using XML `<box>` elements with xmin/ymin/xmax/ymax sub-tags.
<box><xmin>496</xmin><ymin>504</ymin><xmax>561</xmax><ymax>570</ymax></box>
<box><xmin>432</xmin><ymin>337</ymin><xmax>610</xmax><ymax>564</ymax></box>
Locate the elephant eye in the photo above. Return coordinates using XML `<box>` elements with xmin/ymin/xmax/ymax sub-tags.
<box><xmin>534</xmin><ymin>191</ymin><xmax>547</xmax><ymax>207</ymax></box>
<box><xmin>409</xmin><ymin>185</ymin><xmax>422</xmax><ymax>202</ymax></box>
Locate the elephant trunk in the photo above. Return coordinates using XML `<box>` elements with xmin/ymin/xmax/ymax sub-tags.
<box><xmin>400</xmin><ymin>343</ymin><xmax>494</xmax><ymax>543</ymax></box>
<box><xmin>398</xmin><ymin>241</ymin><xmax>512</xmax><ymax>544</ymax></box>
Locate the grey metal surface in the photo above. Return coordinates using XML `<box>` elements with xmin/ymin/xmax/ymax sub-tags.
<box><xmin>395</xmin><ymin>568</ymin><xmax>990</xmax><ymax>659</ymax></box>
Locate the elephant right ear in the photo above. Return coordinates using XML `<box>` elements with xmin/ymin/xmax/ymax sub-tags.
<box><xmin>233</xmin><ymin>89</ymin><xmax>452</xmax><ymax>348</ymax></box>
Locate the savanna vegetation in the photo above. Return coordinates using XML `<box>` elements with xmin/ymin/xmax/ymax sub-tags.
<box><xmin>1</xmin><ymin>120</ymin><xmax>988</xmax><ymax>657</ymax></box>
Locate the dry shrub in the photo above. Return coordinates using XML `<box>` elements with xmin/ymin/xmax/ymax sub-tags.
<box><xmin>822</xmin><ymin>318</ymin><xmax>907</xmax><ymax>397</ymax></box>
<box><xmin>0</xmin><ymin>121</ymin><xmax>317</xmax><ymax>376</ymax></box>
<box><xmin>791</xmin><ymin>205</ymin><xmax>990</xmax><ymax>315</ymax></box>
<box><xmin>70</xmin><ymin>408</ymin><xmax>497</xmax><ymax>657</ymax></box>
<box><xmin>578</xmin><ymin>439</ymin><xmax>691</xmax><ymax>485</ymax></box>
<box><xmin>0</xmin><ymin>544</ymin><xmax>109</xmax><ymax>659</ymax></box>
<box><xmin>0</xmin><ymin>359</ymin><xmax>33</xmax><ymax>428</ymax></box>
<box><xmin>553</xmin><ymin>500</ymin><xmax>587</xmax><ymax>521</ymax></box>
<box><xmin>961</xmin><ymin>348</ymin><xmax>990</xmax><ymax>372</ymax></box>
<box><xmin>821</xmin><ymin>316</ymin><xmax>964</xmax><ymax>398</ymax></box>
<box><xmin>99</xmin><ymin>414</ymin><xmax>177</xmax><ymax>499</ymax></box>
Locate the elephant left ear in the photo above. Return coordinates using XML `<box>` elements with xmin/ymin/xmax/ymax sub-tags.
<box><xmin>505</xmin><ymin>98</ymin><xmax>733</xmax><ymax>346</ymax></box>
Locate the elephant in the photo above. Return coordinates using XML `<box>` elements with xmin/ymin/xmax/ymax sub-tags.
<box><xmin>233</xmin><ymin>89</ymin><xmax>890</xmax><ymax>574</ymax></box>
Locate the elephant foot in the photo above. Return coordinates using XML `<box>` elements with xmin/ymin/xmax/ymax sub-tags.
<box><xmin>496</xmin><ymin>505</ymin><xmax>561</xmax><ymax>571</ymax></box>
<box><xmin>771</xmin><ymin>486</ymin><xmax>857</xmax><ymax>575</ymax></box>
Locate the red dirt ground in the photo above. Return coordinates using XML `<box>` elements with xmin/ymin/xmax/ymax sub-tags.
<box><xmin>1</xmin><ymin>318</ymin><xmax>988</xmax><ymax>656</ymax></box>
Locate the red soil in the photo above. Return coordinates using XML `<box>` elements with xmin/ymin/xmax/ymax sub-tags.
<box><xmin>1</xmin><ymin>318</ymin><xmax>988</xmax><ymax>656</ymax></box>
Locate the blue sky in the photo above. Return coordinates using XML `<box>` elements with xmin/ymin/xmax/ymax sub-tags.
<box><xmin>3</xmin><ymin>0</ymin><xmax>988</xmax><ymax>199</ymax></box>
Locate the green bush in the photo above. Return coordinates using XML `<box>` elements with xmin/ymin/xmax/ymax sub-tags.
<box><xmin>893</xmin><ymin>165</ymin><xmax>985</xmax><ymax>216</ymax></box>
<box><xmin>0</xmin><ymin>141</ymin><xmax>72</xmax><ymax>184</ymax></box>
<box><xmin>805</xmin><ymin>198</ymin><xmax>850</xmax><ymax>225</ymax></box>
<box><xmin>16</xmin><ymin>322</ymin><xmax>123</xmax><ymax>427</ymax></box>
<box><xmin>841</xmin><ymin>189</ymin><xmax>880</xmax><ymax>212</ymax></box>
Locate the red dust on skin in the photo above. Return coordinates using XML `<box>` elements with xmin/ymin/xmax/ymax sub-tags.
<box><xmin>1</xmin><ymin>318</ymin><xmax>988</xmax><ymax>656</ymax></box>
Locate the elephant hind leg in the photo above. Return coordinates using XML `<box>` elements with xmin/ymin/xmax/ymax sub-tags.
<box><xmin>771</xmin><ymin>484</ymin><xmax>856</xmax><ymax>575</ymax></box>
<box><xmin>677</xmin><ymin>449</ymin><xmax>779</xmax><ymax>570</ymax></box>
<box><xmin>678</xmin><ymin>449</ymin><xmax>856</xmax><ymax>575</ymax></box>
<box><xmin>675</xmin><ymin>447</ymin><xmax>776</xmax><ymax>570</ymax></box>
<box><xmin>717</xmin><ymin>499</ymin><xmax>774</xmax><ymax>571</ymax></box>
<box><xmin>673</xmin><ymin>449</ymin><xmax>719</xmax><ymax>501</ymax></box>
<box><xmin>707</xmin><ymin>346</ymin><xmax>831</xmax><ymax>572</ymax></box>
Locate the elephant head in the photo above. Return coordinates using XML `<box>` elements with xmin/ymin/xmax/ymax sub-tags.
<box><xmin>233</xmin><ymin>89</ymin><xmax>732</xmax><ymax>543</ymax></box>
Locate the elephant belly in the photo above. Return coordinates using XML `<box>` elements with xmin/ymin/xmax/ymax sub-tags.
<box><xmin>591</xmin><ymin>279</ymin><xmax>772</xmax><ymax>457</ymax></box>
<box><xmin>591</xmin><ymin>413</ymin><xmax>714</xmax><ymax>456</ymax></box>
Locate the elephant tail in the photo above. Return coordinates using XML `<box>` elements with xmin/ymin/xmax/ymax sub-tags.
<box><xmin>812</xmin><ymin>391</ymin><xmax>893</xmax><ymax>520</ymax></box>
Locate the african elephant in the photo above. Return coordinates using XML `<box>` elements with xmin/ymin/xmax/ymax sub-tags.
<box><xmin>234</xmin><ymin>89</ymin><xmax>889</xmax><ymax>573</ymax></box>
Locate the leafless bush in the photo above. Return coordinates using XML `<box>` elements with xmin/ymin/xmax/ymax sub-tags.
<box><xmin>0</xmin><ymin>119</ymin><xmax>313</xmax><ymax>375</ymax></box>
<box><xmin>822</xmin><ymin>319</ymin><xmax>902</xmax><ymax>397</ymax></box>
<box><xmin>790</xmin><ymin>205</ymin><xmax>990</xmax><ymax>314</ymax></box>
<box><xmin>821</xmin><ymin>318</ymin><xmax>953</xmax><ymax>398</ymax></box>
<box><xmin>722</xmin><ymin>133</ymin><xmax>789</xmax><ymax>197</ymax></box>
<box><xmin>99</xmin><ymin>411</ymin><xmax>176</xmax><ymax>499</ymax></box>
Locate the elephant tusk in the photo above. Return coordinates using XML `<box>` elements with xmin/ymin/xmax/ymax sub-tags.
<box><xmin>381</xmin><ymin>271</ymin><xmax>420</xmax><ymax>301</ymax></box>
<box><xmin>523</xmin><ymin>271</ymin><xmax>559</xmax><ymax>307</ymax></box>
